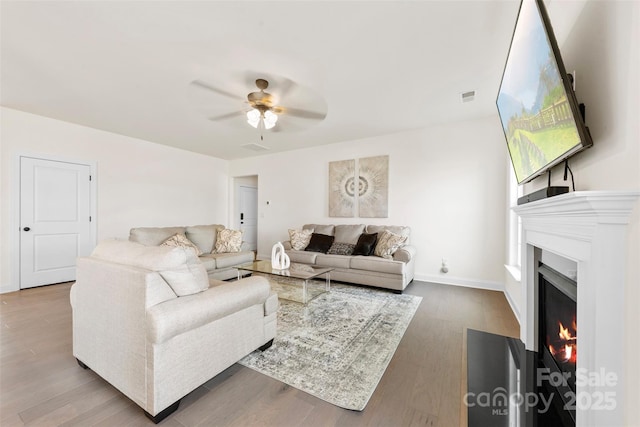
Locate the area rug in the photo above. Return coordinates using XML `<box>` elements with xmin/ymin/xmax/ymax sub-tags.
<box><xmin>238</xmin><ymin>283</ymin><xmax>422</xmax><ymax>411</ymax></box>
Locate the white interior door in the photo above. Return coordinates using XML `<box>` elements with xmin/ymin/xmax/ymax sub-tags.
<box><xmin>20</xmin><ymin>157</ymin><xmax>92</xmax><ymax>288</ymax></box>
<box><xmin>238</xmin><ymin>185</ymin><xmax>258</xmax><ymax>252</ymax></box>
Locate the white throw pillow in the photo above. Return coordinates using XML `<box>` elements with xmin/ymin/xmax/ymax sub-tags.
<box><xmin>374</xmin><ymin>230</ymin><xmax>407</xmax><ymax>259</ymax></box>
<box><xmin>161</xmin><ymin>233</ymin><xmax>203</xmax><ymax>256</ymax></box>
<box><xmin>214</xmin><ymin>228</ymin><xmax>243</xmax><ymax>253</ymax></box>
<box><xmin>288</xmin><ymin>228</ymin><xmax>314</xmax><ymax>250</ymax></box>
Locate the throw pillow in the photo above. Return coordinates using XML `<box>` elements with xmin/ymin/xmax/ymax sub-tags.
<box><xmin>289</xmin><ymin>228</ymin><xmax>314</xmax><ymax>251</ymax></box>
<box><xmin>304</xmin><ymin>233</ymin><xmax>335</xmax><ymax>254</ymax></box>
<box><xmin>161</xmin><ymin>233</ymin><xmax>203</xmax><ymax>256</ymax></box>
<box><xmin>352</xmin><ymin>232</ymin><xmax>378</xmax><ymax>256</ymax></box>
<box><xmin>327</xmin><ymin>242</ymin><xmax>356</xmax><ymax>256</ymax></box>
<box><xmin>374</xmin><ymin>229</ymin><xmax>407</xmax><ymax>259</ymax></box>
<box><xmin>214</xmin><ymin>228</ymin><xmax>243</xmax><ymax>253</ymax></box>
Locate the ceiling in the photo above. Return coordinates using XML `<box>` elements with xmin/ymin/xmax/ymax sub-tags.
<box><xmin>1</xmin><ymin>1</ymin><xmax>584</xmax><ymax>160</ymax></box>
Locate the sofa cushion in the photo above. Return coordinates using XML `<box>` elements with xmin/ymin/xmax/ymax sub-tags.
<box><xmin>327</xmin><ymin>242</ymin><xmax>355</xmax><ymax>256</ymax></box>
<box><xmin>303</xmin><ymin>224</ymin><xmax>334</xmax><ymax>235</ymax></box>
<box><xmin>197</xmin><ymin>254</ymin><xmax>218</xmax><ymax>270</ymax></box>
<box><xmin>366</xmin><ymin>225</ymin><xmax>411</xmax><ymax>240</ymax></box>
<box><xmin>186</xmin><ymin>224</ymin><xmax>224</xmax><ymax>254</ymax></box>
<box><xmin>350</xmin><ymin>256</ymin><xmax>405</xmax><ymax>275</ymax></box>
<box><xmin>287</xmin><ymin>250</ymin><xmax>319</xmax><ymax>264</ymax></box>
<box><xmin>214</xmin><ymin>228</ymin><xmax>243</xmax><ymax>253</ymax></box>
<box><xmin>315</xmin><ymin>254</ymin><xmax>352</xmax><ymax>269</ymax></box>
<box><xmin>288</xmin><ymin>228</ymin><xmax>314</xmax><ymax>250</ymax></box>
<box><xmin>161</xmin><ymin>233</ymin><xmax>203</xmax><ymax>256</ymax></box>
<box><xmin>129</xmin><ymin>226</ymin><xmax>186</xmax><ymax>246</ymax></box>
<box><xmin>210</xmin><ymin>251</ymin><xmax>255</xmax><ymax>269</ymax></box>
<box><xmin>92</xmin><ymin>239</ymin><xmax>209</xmax><ymax>296</ymax></box>
<box><xmin>352</xmin><ymin>233</ymin><xmax>378</xmax><ymax>256</ymax></box>
<box><xmin>304</xmin><ymin>233</ymin><xmax>335</xmax><ymax>253</ymax></box>
<box><xmin>374</xmin><ymin>229</ymin><xmax>408</xmax><ymax>259</ymax></box>
<box><xmin>147</xmin><ymin>276</ymin><xmax>270</xmax><ymax>344</ymax></box>
<box><xmin>334</xmin><ymin>224</ymin><xmax>366</xmax><ymax>245</ymax></box>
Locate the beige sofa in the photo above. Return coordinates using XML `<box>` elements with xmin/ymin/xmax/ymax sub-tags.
<box><xmin>70</xmin><ymin>239</ymin><xmax>278</xmax><ymax>423</ymax></box>
<box><xmin>129</xmin><ymin>224</ymin><xmax>254</xmax><ymax>281</ymax></box>
<box><xmin>284</xmin><ymin>224</ymin><xmax>416</xmax><ymax>292</ymax></box>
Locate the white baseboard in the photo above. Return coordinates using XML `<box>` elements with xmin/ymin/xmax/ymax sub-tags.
<box><xmin>414</xmin><ymin>273</ymin><xmax>504</xmax><ymax>292</ymax></box>
<box><xmin>414</xmin><ymin>273</ymin><xmax>521</xmax><ymax>324</ymax></box>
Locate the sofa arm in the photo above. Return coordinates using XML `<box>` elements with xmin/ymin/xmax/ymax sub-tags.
<box><xmin>282</xmin><ymin>241</ymin><xmax>292</xmax><ymax>250</ymax></box>
<box><xmin>148</xmin><ymin>276</ymin><xmax>270</xmax><ymax>344</ymax></box>
<box><xmin>393</xmin><ymin>245</ymin><xmax>416</xmax><ymax>263</ymax></box>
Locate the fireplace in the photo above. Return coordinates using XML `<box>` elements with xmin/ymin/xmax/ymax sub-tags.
<box><xmin>538</xmin><ymin>262</ymin><xmax>577</xmax><ymax>423</ymax></box>
<box><xmin>513</xmin><ymin>191</ymin><xmax>639</xmax><ymax>426</ymax></box>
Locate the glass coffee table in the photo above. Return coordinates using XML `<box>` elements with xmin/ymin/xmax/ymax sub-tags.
<box><xmin>237</xmin><ymin>260</ymin><xmax>332</xmax><ymax>305</ymax></box>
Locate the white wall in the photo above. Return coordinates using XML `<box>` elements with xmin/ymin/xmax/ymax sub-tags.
<box><xmin>504</xmin><ymin>1</ymin><xmax>639</xmax><ymax>423</ymax></box>
<box><xmin>230</xmin><ymin>116</ymin><xmax>508</xmax><ymax>288</ymax></box>
<box><xmin>1</xmin><ymin>107</ymin><xmax>229</xmax><ymax>293</ymax></box>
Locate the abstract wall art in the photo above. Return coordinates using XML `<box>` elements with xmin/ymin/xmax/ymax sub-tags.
<box><xmin>328</xmin><ymin>159</ymin><xmax>356</xmax><ymax>217</ymax></box>
<box><xmin>328</xmin><ymin>155</ymin><xmax>388</xmax><ymax>218</ymax></box>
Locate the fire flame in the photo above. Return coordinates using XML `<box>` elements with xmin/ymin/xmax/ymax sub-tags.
<box><xmin>548</xmin><ymin>319</ymin><xmax>577</xmax><ymax>364</ymax></box>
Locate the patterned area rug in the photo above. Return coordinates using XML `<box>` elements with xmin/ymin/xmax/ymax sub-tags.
<box><xmin>239</xmin><ymin>283</ymin><xmax>422</xmax><ymax>411</ymax></box>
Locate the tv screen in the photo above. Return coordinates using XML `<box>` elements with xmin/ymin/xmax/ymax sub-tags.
<box><xmin>497</xmin><ymin>0</ymin><xmax>592</xmax><ymax>184</ymax></box>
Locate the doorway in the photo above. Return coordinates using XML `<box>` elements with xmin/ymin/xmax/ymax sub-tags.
<box><xmin>19</xmin><ymin>156</ymin><xmax>95</xmax><ymax>289</ymax></box>
<box><xmin>234</xmin><ymin>176</ymin><xmax>258</xmax><ymax>252</ymax></box>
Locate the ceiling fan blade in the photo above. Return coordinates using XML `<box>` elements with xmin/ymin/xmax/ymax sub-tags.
<box><xmin>282</xmin><ymin>107</ymin><xmax>327</xmax><ymax>120</ymax></box>
<box><xmin>191</xmin><ymin>80</ymin><xmax>244</xmax><ymax>101</ymax></box>
<box><xmin>208</xmin><ymin>111</ymin><xmax>244</xmax><ymax>121</ymax></box>
<box><xmin>277</xmin><ymin>78</ymin><xmax>296</xmax><ymax>101</ymax></box>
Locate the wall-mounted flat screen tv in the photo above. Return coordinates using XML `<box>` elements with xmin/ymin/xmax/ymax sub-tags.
<box><xmin>497</xmin><ymin>0</ymin><xmax>593</xmax><ymax>184</ymax></box>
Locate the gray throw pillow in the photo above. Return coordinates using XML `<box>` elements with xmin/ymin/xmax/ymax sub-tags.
<box><xmin>327</xmin><ymin>242</ymin><xmax>356</xmax><ymax>256</ymax></box>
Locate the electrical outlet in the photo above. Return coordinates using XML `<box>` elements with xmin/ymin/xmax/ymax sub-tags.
<box><xmin>441</xmin><ymin>258</ymin><xmax>449</xmax><ymax>274</ymax></box>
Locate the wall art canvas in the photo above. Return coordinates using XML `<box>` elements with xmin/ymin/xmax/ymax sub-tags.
<box><xmin>329</xmin><ymin>159</ymin><xmax>356</xmax><ymax>217</ymax></box>
<box><xmin>358</xmin><ymin>155</ymin><xmax>389</xmax><ymax>218</ymax></box>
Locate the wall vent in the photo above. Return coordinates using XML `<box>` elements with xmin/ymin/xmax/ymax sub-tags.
<box><xmin>461</xmin><ymin>90</ymin><xmax>476</xmax><ymax>103</ymax></box>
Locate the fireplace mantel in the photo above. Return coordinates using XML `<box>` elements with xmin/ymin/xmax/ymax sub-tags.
<box><xmin>513</xmin><ymin>190</ymin><xmax>639</xmax><ymax>426</ymax></box>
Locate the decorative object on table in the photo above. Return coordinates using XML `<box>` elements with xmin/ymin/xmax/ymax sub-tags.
<box><xmin>239</xmin><ymin>283</ymin><xmax>422</xmax><ymax>411</ymax></box>
<box><xmin>271</xmin><ymin>241</ymin><xmax>290</xmax><ymax>270</ymax></box>
<box><xmin>328</xmin><ymin>155</ymin><xmax>389</xmax><ymax>218</ymax></box>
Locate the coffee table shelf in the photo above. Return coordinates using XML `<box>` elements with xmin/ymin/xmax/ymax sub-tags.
<box><xmin>237</xmin><ymin>260</ymin><xmax>332</xmax><ymax>305</ymax></box>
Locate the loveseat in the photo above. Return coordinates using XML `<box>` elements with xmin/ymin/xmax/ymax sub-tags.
<box><xmin>70</xmin><ymin>239</ymin><xmax>278</xmax><ymax>423</ymax></box>
<box><xmin>129</xmin><ymin>224</ymin><xmax>254</xmax><ymax>281</ymax></box>
<box><xmin>284</xmin><ymin>224</ymin><xmax>416</xmax><ymax>292</ymax></box>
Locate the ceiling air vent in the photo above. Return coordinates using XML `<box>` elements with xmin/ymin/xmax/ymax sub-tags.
<box><xmin>461</xmin><ymin>90</ymin><xmax>476</xmax><ymax>103</ymax></box>
<box><xmin>242</xmin><ymin>143</ymin><xmax>270</xmax><ymax>152</ymax></box>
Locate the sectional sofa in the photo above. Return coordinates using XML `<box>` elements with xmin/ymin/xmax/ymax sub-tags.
<box><xmin>283</xmin><ymin>224</ymin><xmax>416</xmax><ymax>292</ymax></box>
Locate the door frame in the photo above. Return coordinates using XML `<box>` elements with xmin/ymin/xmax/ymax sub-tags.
<box><xmin>235</xmin><ymin>184</ymin><xmax>258</xmax><ymax>251</ymax></box>
<box><xmin>232</xmin><ymin>176</ymin><xmax>258</xmax><ymax>251</ymax></box>
<box><xmin>13</xmin><ymin>153</ymin><xmax>98</xmax><ymax>290</ymax></box>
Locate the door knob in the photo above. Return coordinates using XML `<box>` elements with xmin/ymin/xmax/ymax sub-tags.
<box><xmin>23</xmin><ymin>227</ymin><xmax>31</xmax><ymax>231</ymax></box>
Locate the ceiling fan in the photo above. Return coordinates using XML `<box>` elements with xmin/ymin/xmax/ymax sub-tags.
<box><xmin>190</xmin><ymin>77</ymin><xmax>327</xmax><ymax>132</ymax></box>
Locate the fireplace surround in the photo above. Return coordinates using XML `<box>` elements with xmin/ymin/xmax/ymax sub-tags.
<box><xmin>513</xmin><ymin>191</ymin><xmax>639</xmax><ymax>426</ymax></box>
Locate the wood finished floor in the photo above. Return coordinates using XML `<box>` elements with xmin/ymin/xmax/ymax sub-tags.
<box><xmin>0</xmin><ymin>280</ymin><xmax>519</xmax><ymax>427</ymax></box>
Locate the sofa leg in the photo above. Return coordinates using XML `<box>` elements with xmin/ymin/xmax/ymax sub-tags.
<box><xmin>144</xmin><ymin>400</ymin><xmax>181</xmax><ymax>424</ymax></box>
<box><xmin>76</xmin><ymin>358</ymin><xmax>89</xmax><ymax>370</ymax></box>
<box><xmin>259</xmin><ymin>339</ymin><xmax>274</xmax><ymax>351</ymax></box>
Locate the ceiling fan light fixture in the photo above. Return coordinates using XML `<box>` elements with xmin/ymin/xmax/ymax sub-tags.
<box><xmin>246</xmin><ymin>108</ymin><xmax>261</xmax><ymax>128</ymax></box>
<box><xmin>263</xmin><ymin>110</ymin><xmax>278</xmax><ymax>130</ymax></box>
<box><xmin>246</xmin><ymin>108</ymin><xmax>278</xmax><ymax>130</ymax></box>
